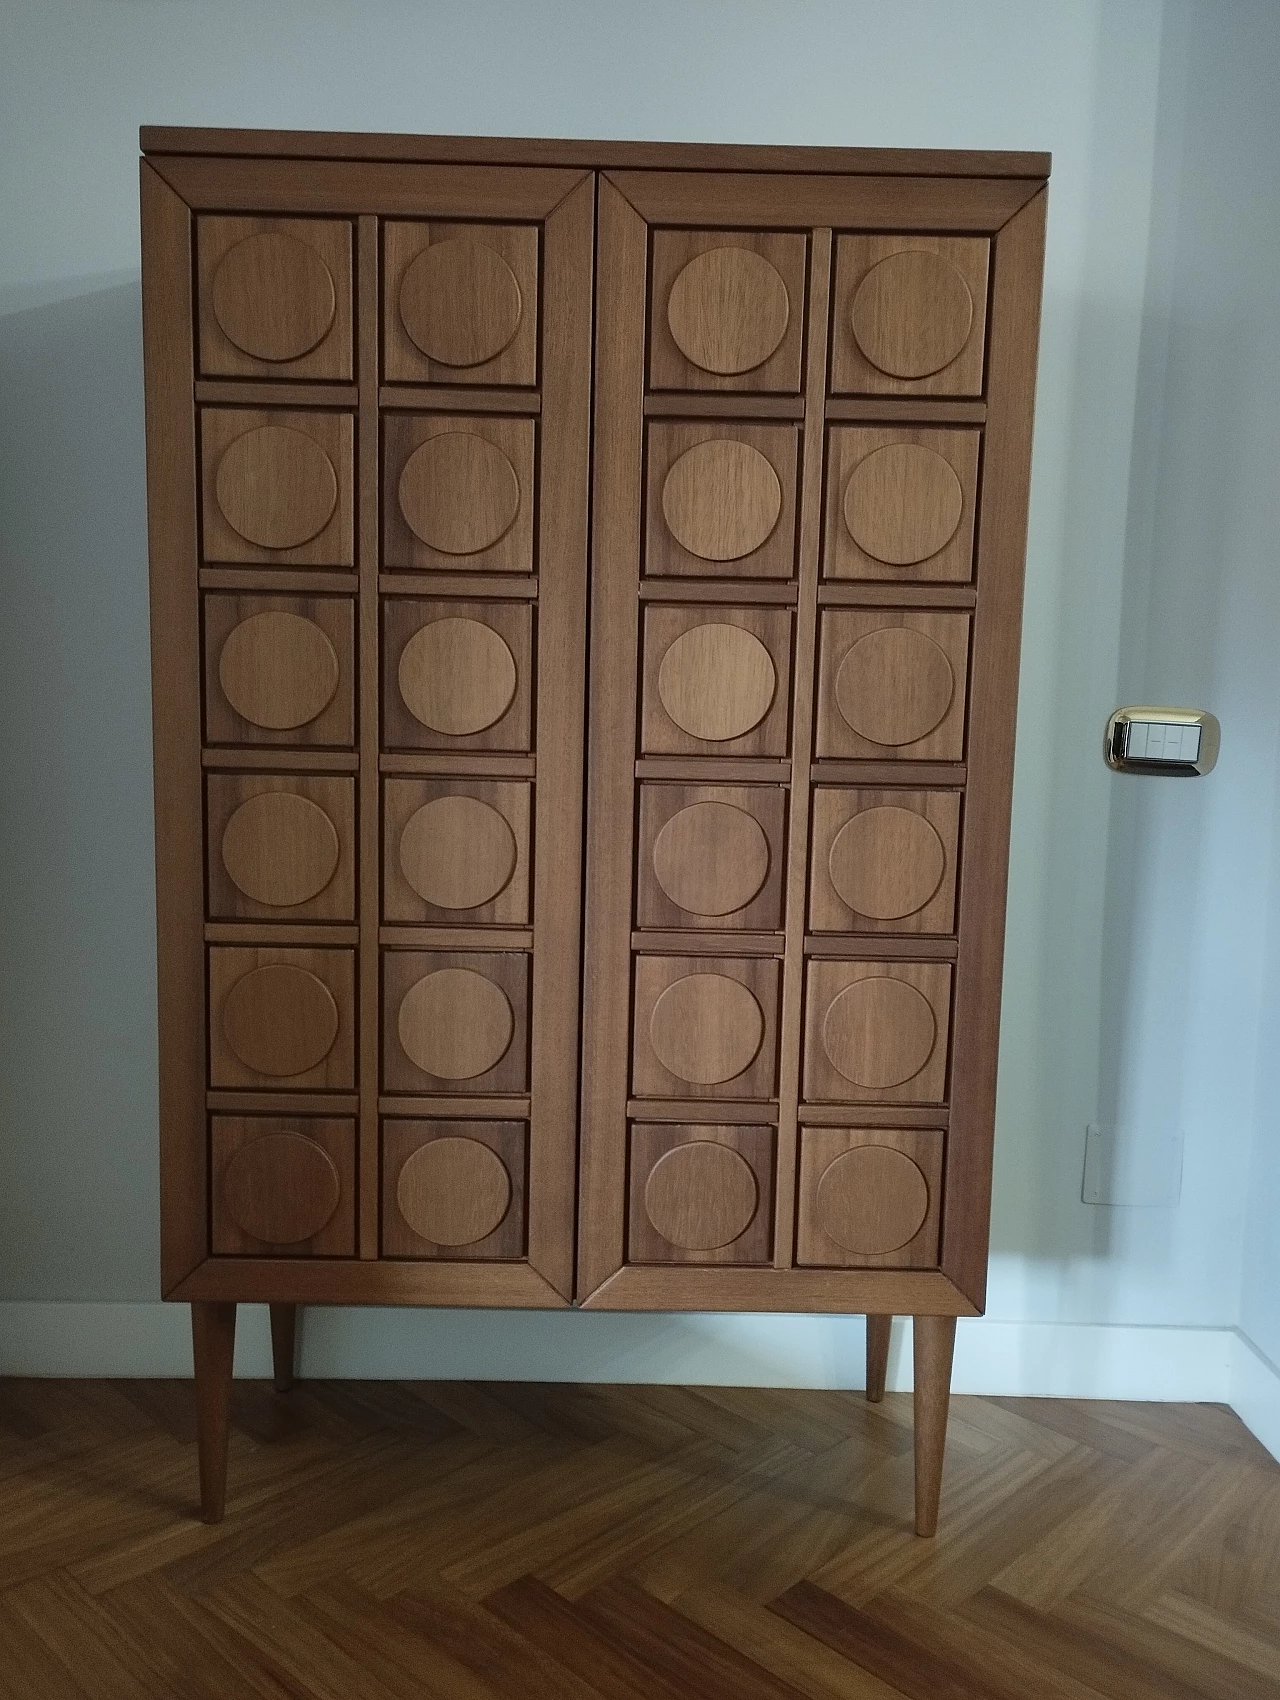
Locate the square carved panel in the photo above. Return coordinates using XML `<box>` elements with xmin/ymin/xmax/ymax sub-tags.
<box><xmin>196</xmin><ymin>216</ymin><xmax>353</xmax><ymax>381</ymax></box>
<box><xmin>649</xmin><ymin>230</ymin><xmax>807</xmax><ymax>393</ymax></box>
<box><xmin>382</xmin><ymin>599</ymin><xmax>534</xmax><ymax>753</ymax></box>
<box><xmin>641</xmin><ymin>605</ymin><xmax>792</xmax><ymax>757</ymax></box>
<box><xmin>796</xmin><ymin>1127</ymin><xmax>943</xmax><ymax>1268</ymax></box>
<box><xmin>636</xmin><ymin>783</ymin><xmax>787</xmax><ymax>931</ymax></box>
<box><xmin>802</xmin><ymin>960</ymin><xmax>951</xmax><ymax>1105</ymax></box>
<box><xmin>208</xmin><ymin>947</ymin><xmax>355</xmax><ymax>1091</ymax></box>
<box><xmin>644</xmin><ymin>421</ymin><xmax>800</xmax><ymax>579</ymax></box>
<box><xmin>203</xmin><ymin>594</ymin><xmax>355</xmax><ymax>749</ymax></box>
<box><xmin>383</xmin><ymin>414</ymin><xmax>536</xmax><ymax>575</ymax></box>
<box><xmin>382</xmin><ymin>1120</ymin><xmax>526</xmax><ymax>1259</ymax></box>
<box><xmin>200</xmin><ymin>408</ymin><xmax>354</xmax><ymax>567</ymax></box>
<box><xmin>383</xmin><ymin>778</ymin><xmax>531</xmax><ymax>925</ymax></box>
<box><xmin>823</xmin><ymin>427</ymin><xmax>980</xmax><ymax>584</ymax></box>
<box><xmin>808</xmin><ymin>788</ymin><xmax>960</xmax><ymax>935</ymax></box>
<box><xmin>628</xmin><ymin>1123</ymin><xmax>775</xmax><ymax>1265</ymax></box>
<box><xmin>815</xmin><ymin>610</ymin><xmax>970</xmax><ymax>762</ymax></box>
<box><xmin>206</xmin><ymin>773</ymin><xmax>356</xmax><ymax>923</ymax></box>
<box><xmin>383</xmin><ymin>221</ymin><xmax>539</xmax><ymax>387</ymax></box>
<box><xmin>831</xmin><ymin>235</ymin><xmax>990</xmax><ymax>397</ymax></box>
<box><xmin>632</xmin><ymin>955</ymin><xmax>780</xmax><ymax>1100</ymax></box>
<box><xmin>382</xmin><ymin>951</ymin><xmax>529</xmax><ymax>1094</ymax></box>
<box><xmin>211</xmin><ymin>1116</ymin><xmax>355</xmax><ymax>1256</ymax></box>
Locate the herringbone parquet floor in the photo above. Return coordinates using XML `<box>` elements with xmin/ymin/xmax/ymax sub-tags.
<box><xmin>0</xmin><ymin>1374</ymin><xmax>1277</xmax><ymax>1698</ymax></box>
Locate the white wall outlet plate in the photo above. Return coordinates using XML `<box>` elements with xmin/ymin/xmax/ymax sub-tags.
<box><xmin>1082</xmin><ymin>1123</ymin><xmax>1184</xmax><ymax>1206</ymax></box>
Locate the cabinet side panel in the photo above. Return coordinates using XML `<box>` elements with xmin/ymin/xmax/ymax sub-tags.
<box><xmin>942</xmin><ymin>189</ymin><xmax>1047</xmax><ymax>1308</ymax></box>
<box><xmin>141</xmin><ymin>161</ymin><xmax>206</xmax><ymax>1293</ymax></box>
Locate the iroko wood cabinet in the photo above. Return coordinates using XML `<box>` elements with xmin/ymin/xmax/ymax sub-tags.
<box><xmin>140</xmin><ymin>128</ymin><xmax>1048</xmax><ymax>1533</ymax></box>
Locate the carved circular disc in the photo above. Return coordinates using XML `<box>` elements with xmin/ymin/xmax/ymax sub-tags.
<box><xmin>667</xmin><ymin>248</ymin><xmax>790</xmax><ymax>375</ymax></box>
<box><xmin>822</xmin><ymin>977</ymin><xmax>937</xmax><ymax>1089</ymax></box>
<box><xmin>644</xmin><ymin>1141</ymin><xmax>759</xmax><ymax>1251</ymax></box>
<box><xmin>834</xmin><ymin>628</ymin><xmax>954</xmax><ymax>747</ymax></box>
<box><xmin>400</xmin><ymin>795</ymin><xmax>517</xmax><ymax>910</ymax></box>
<box><xmin>843</xmin><ymin>443</ymin><xmax>963</xmax><ymax>565</ymax></box>
<box><xmin>212</xmin><ymin>232</ymin><xmax>336</xmax><ymax>363</ymax></box>
<box><xmin>657</xmin><ymin>624</ymin><xmax>776</xmax><ymax>742</ymax></box>
<box><xmin>649</xmin><ymin>973</ymin><xmax>764</xmax><ymax>1086</ymax></box>
<box><xmin>652</xmin><ymin>802</ymin><xmax>769</xmax><ymax>918</ymax></box>
<box><xmin>222</xmin><ymin>791</ymin><xmax>340</xmax><ymax>908</ymax></box>
<box><xmin>399</xmin><ymin>239</ymin><xmax>522</xmax><ymax>367</ymax></box>
<box><xmin>398</xmin><ymin>618</ymin><xmax>517</xmax><ymax>735</ymax></box>
<box><xmin>661</xmin><ymin>439</ymin><xmax>782</xmax><ymax>561</ymax></box>
<box><xmin>828</xmin><ymin>807</ymin><xmax>945</xmax><ymax>921</ymax></box>
<box><xmin>215</xmin><ymin>425</ymin><xmax>338</xmax><ymax>550</ymax></box>
<box><xmin>851</xmin><ymin>251</ymin><xmax>974</xmax><ymax>379</ymax></box>
<box><xmin>222</xmin><ymin>1132</ymin><xmax>341</xmax><ymax>1245</ymax></box>
<box><xmin>223</xmin><ymin>964</ymin><xmax>339</xmax><ymax>1078</ymax></box>
<box><xmin>398</xmin><ymin>432</ymin><xmax>520</xmax><ymax>555</ymax></box>
<box><xmin>816</xmin><ymin>1146</ymin><xmax>930</xmax><ymax>1255</ymax></box>
<box><xmin>218</xmin><ymin>612</ymin><xmax>340</xmax><ymax>731</ymax></box>
<box><xmin>398</xmin><ymin>968</ymin><xmax>514</xmax><ymax>1080</ymax></box>
<box><xmin>397</xmin><ymin>1137</ymin><xmax>511</xmax><ymax>1247</ymax></box>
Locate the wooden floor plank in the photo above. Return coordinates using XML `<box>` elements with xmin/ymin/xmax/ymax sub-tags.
<box><xmin>0</xmin><ymin>1378</ymin><xmax>1273</xmax><ymax>1700</ymax></box>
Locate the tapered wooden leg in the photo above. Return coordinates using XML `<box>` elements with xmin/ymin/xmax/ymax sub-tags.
<box><xmin>865</xmin><ymin>1314</ymin><xmax>891</xmax><ymax>1403</ymax></box>
<box><xmin>191</xmin><ymin>1301</ymin><xmax>236</xmax><ymax>1524</ymax></box>
<box><xmin>269</xmin><ymin>1303</ymin><xmax>298</xmax><ymax>1393</ymax></box>
<box><xmin>913</xmin><ymin>1314</ymin><xmax>956</xmax><ymax>1537</ymax></box>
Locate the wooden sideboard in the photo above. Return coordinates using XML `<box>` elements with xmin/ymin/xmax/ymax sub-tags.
<box><xmin>139</xmin><ymin>128</ymin><xmax>1047</xmax><ymax>1531</ymax></box>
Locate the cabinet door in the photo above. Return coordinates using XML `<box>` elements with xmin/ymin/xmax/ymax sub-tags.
<box><xmin>579</xmin><ymin>168</ymin><xmax>1046</xmax><ymax>1312</ymax></box>
<box><xmin>144</xmin><ymin>154</ymin><xmax>592</xmax><ymax>1303</ymax></box>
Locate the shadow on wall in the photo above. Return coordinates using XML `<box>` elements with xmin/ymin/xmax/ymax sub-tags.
<box><xmin>0</xmin><ymin>277</ymin><xmax>160</xmax><ymax>1300</ymax></box>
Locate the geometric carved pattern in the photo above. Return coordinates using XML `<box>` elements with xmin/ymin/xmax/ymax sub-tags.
<box><xmin>796</xmin><ymin>1126</ymin><xmax>943</xmax><ymax>1268</ymax></box>
<box><xmin>206</xmin><ymin>774</ymin><xmax>355</xmax><ymax>923</ymax></box>
<box><xmin>383</xmin><ymin>778</ymin><xmax>530</xmax><ymax>925</ymax></box>
<box><xmin>215</xmin><ymin>425</ymin><xmax>338</xmax><ymax>550</ymax></box>
<box><xmin>383</xmin><ymin>415</ymin><xmax>534</xmax><ymax>574</ymax></box>
<box><xmin>208</xmin><ymin>947</ymin><xmax>355</xmax><ymax>1090</ymax></box>
<box><xmin>652</xmin><ymin>801</ymin><xmax>770</xmax><ymax>919</ymax></box>
<box><xmin>216</xmin><ymin>610</ymin><xmax>340</xmax><ymax>731</ymax></box>
<box><xmin>803</xmin><ymin>960</ymin><xmax>951</xmax><ymax>1104</ymax></box>
<box><xmin>632</xmin><ymin>955</ymin><xmax>779</xmax><ymax>1099</ymax></box>
<box><xmin>644</xmin><ymin>606</ymin><xmax>791</xmax><ymax>755</ymax></box>
<box><xmin>196</xmin><ymin>215</ymin><xmax>352</xmax><ymax>380</ymax></box>
<box><xmin>661</xmin><ymin>439</ymin><xmax>782</xmax><ymax>561</ymax></box>
<box><xmin>396</xmin><ymin>1136</ymin><xmax>512</xmax><ymax>1246</ymax></box>
<box><xmin>211</xmin><ymin>232</ymin><xmax>336</xmax><ymax>363</ymax></box>
<box><xmin>816</xmin><ymin>611</ymin><xmax>970</xmax><ymax>761</ymax></box>
<box><xmin>646</xmin><ymin>422</ymin><xmax>799</xmax><ymax>579</ymax></box>
<box><xmin>398</xmin><ymin>617</ymin><xmax>517</xmax><ymax>736</ymax></box>
<box><xmin>649</xmin><ymin>230</ymin><xmax>807</xmax><ymax>392</ymax></box>
<box><xmin>628</xmin><ymin>1123</ymin><xmax>775</xmax><ymax>1266</ymax></box>
<box><xmin>200</xmin><ymin>409</ymin><xmax>353</xmax><ymax>566</ymax></box>
<box><xmin>636</xmin><ymin>783</ymin><xmax>786</xmax><ymax>932</ymax></box>
<box><xmin>210</xmin><ymin>1116</ymin><xmax>355</xmax><ymax>1257</ymax></box>
<box><xmin>383</xmin><ymin>222</ymin><xmax>538</xmax><ymax>387</ymax></box>
<box><xmin>381</xmin><ymin>1120</ymin><xmax>526</xmax><ymax>1260</ymax></box>
<box><xmin>843</xmin><ymin>443</ymin><xmax>962</xmax><ymax>565</ymax></box>
<box><xmin>808</xmin><ymin>788</ymin><xmax>960</xmax><ymax>936</ymax></box>
<box><xmin>382</xmin><ymin>952</ymin><xmax>529</xmax><ymax>1094</ymax></box>
<box><xmin>824</xmin><ymin>426</ymin><xmax>979</xmax><ymax>584</ymax></box>
<box><xmin>221</xmin><ymin>791</ymin><xmax>340</xmax><ymax>909</ymax></box>
<box><xmin>383</xmin><ymin>600</ymin><xmax>532</xmax><ymax>752</ymax></box>
<box><xmin>666</xmin><ymin>248</ymin><xmax>790</xmax><ymax>376</ymax></box>
<box><xmin>832</xmin><ymin>234</ymin><xmax>990</xmax><ymax>397</ymax></box>
<box><xmin>644</xmin><ymin>1140</ymin><xmax>758</xmax><ymax>1249</ymax></box>
<box><xmin>851</xmin><ymin>252</ymin><xmax>973</xmax><ymax>379</ymax></box>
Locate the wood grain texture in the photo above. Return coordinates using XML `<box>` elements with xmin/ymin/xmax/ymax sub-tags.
<box><xmin>650</xmin><ymin>230</ymin><xmax>807</xmax><ymax>392</ymax></box>
<box><xmin>804</xmin><ymin>960</ymin><xmax>952</xmax><ymax>1106</ymax></box>
<box><xmin>647</xmin><ymin>422</ymin><xmax>798</xmax><ymax>580</ymax></box>
<box><xmin>385</xmin><ymin>780</ymin><xmax>528</xmax><ymax>923</ymax></box>
<box><xmin>639</xmin><ymin>786</ymin><xmax>785</xmax><ymax>930</ymax></box>
<box><xmin>633</xmin><ymin>955</ymin><xmax>780</xmax><ymax>1101</ymax></box>
<box><xmin>199</xmin><ymin>408</ymin><xmax>353</xmax><ymax>566</ymax></box>
<box><xmin>832</xmin><ymin>235</ymin><xmax>991</xmax><ymax>397</ymax></box>
<box><xmin>815</xmin><ymin>611</ymin><xmax>970</xmax><ymax>761</ymax></box>
<box><xmin>608</xmin><ymin>169</ymin><xmax>1042</xmax><ymax>230</ymax></box>
<box><xmin>808</xmin><ymin>788</ymin><xmax>960</xmax><ymax>936</ymax></box>
<box><xmin>382</xmin><ymin>1120</ymin><xmax>526</xmax><ymax>1260</ymax></box>
<box><xmin>382</xmin><ymin>598</ymin><xmax>532</xmax><ymax>752</ymax></box>
<box><xmin>642</xmin><ymin>605</ymin><xmax>792</xmax><ymax>757</ymax></box>
<box><xmin>357</xmin><ymin>213</ymin><xmax>381</xmax><ymax>1260</ymax></box>
<box><xmin>825</xmin><ymin>426</ymin><xmax>979</xmax><ymax>584</ymax></box>
<box><xmin>140</xmin><ymin>162</ymin><xmax>206</xmax><ymax>1294</ymax></box>
<box><xmin>383</xmin><ymin>219</ymin><xmax>539</xmax><ymax>386</ymax></box>
<box><xmin>208</xmin><ymin>946</ymin><xmax>355</xmax><ymax>1090</ymax></box>
<box><xmin>796</xmin><ymin>1127</ymin><xmax>944</xmax><ymax>1269</ymax></box>
<box><xmin>189</xmin><ymin>1301</ymin><xmax>235</xmax><ymax>1522</ymax></box>
<box><xmin>382</xmin><ymin>950</ymin><xmax>529</xmax><ymax>1095</ymax></box>
<box><xmin>913</xmin><ymin>1313</ymin><xmax>957</xmax><ymax>1535</ymax></box>
<box><xmin>628</xmin><ymin>1123</ymin><xmax>775</xmax><ymax>1266</ymax></box>
<box><xmin>196</xmin><ymin>215</ymin><xmax>351</xmax><ymax>379</ymax></box>
<box><xmin>384</xmin><ymin>414</ymin><xmax>532</xmax><ymax>572</ymax></box>
<box><xmin>205</xmin><ymin>774</ymin><xmax>353</xmax><ymax>920</ymax></box>
<box><xmin>211</xmin><ymin>1118</ymin><xmax>354</xmax><ymax>1256</ymax></box>
<box><xmin>866</xmin><ymin>1314</ymin><xmax>891</xmax><ymax>1402</ymax></box>
<box><xmin>940</xmin><ymin>190</ymin><xmax>1047</xmax><ymax>1310</ymax></box>
<box><xmin>207</xmin><ymin>600</ymin><xmax>351</xmax><ymax>744</ymax></box>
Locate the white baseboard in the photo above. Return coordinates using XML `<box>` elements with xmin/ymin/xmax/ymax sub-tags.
<box><xmin>1230</xmin><ymin>1330</ymin><xmax>1280</xmax><ymax>1461</ymax></box>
